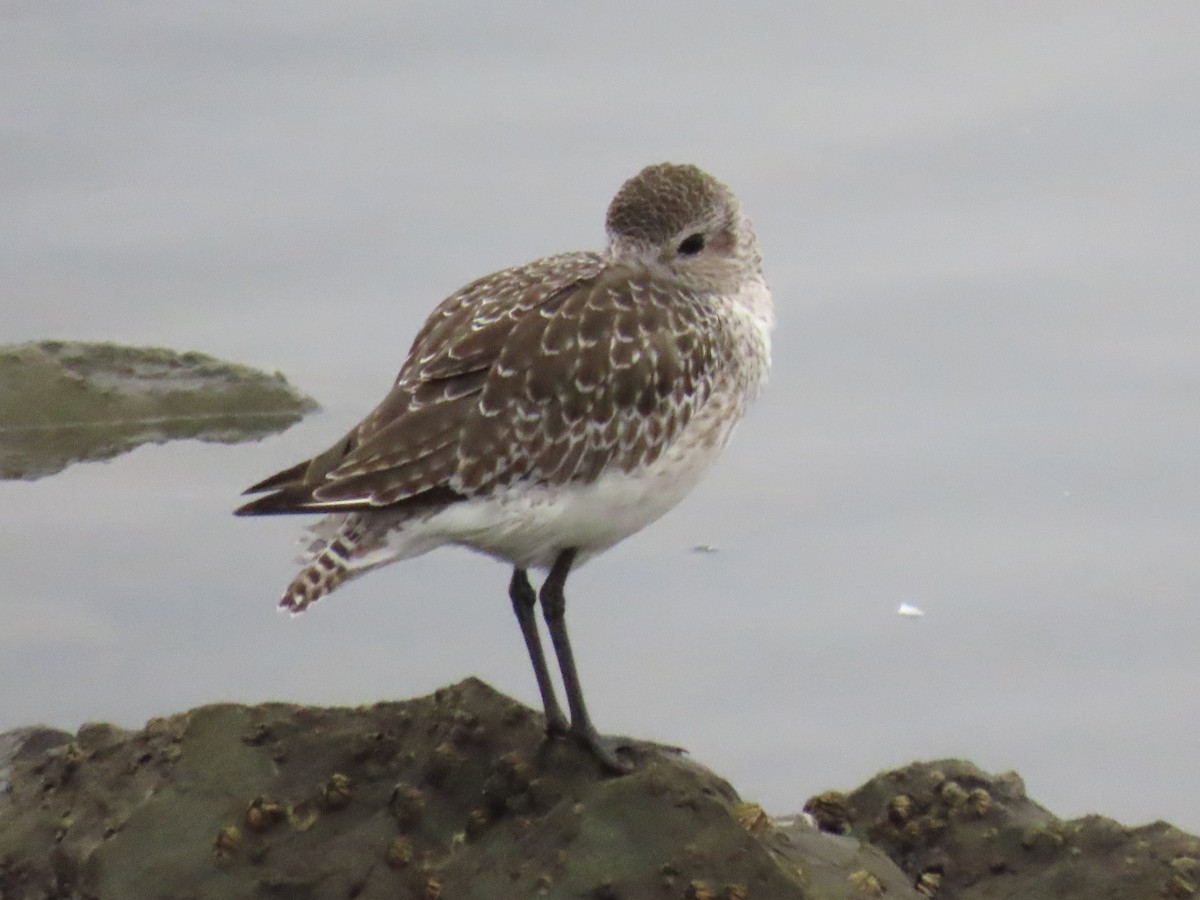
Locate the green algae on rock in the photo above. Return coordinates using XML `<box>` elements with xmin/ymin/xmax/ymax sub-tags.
<box><xmin>0</xmin><ymin>340</ymin><xmax>318</xmax><ymax>480</ymax></box>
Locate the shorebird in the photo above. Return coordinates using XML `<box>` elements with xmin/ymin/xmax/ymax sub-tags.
<box><xmin>236</xmin><ymin>162</ymin><xmax>773</xmax><ymax>771</ymax></box>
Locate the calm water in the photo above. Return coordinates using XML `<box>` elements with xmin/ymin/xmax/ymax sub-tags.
<box><xmin>3</xmin><ymin>3</ymin><xmax>1199</xmax><ymax>831</ymax></box>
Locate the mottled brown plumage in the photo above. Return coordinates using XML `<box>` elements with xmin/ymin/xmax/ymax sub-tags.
<box><xmin>237</xmin><ymin>162</ymin><xmax>773</xmax><ymax>771</ymax></box>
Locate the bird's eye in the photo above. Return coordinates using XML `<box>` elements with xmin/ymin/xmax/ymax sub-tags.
<box><xmin>677</xmin><ymin>233</ymin><xmax>705</xmax><ymax>256</ymax></box>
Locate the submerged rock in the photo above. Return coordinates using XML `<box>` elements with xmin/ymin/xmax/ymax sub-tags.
<box><xmin>0</xmin><ymin>340</ymin><xmax>318</xmax><ymax>480</ymax></box>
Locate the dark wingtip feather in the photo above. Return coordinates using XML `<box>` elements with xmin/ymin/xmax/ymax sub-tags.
<box><xmin>241</xmin><ymin>459</ymin><xmax>312</xmax><ymax>495</ymax></box>
<box><xmin>235</xmin><ymin>489</ymin><xmax>321</xmax><ymax>516</ymax></box>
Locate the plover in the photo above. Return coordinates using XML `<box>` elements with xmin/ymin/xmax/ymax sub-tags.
<box><xmin>236</xmin><ymin>162</ymin><xmax>773</xmax><ymax>771</ymax></box>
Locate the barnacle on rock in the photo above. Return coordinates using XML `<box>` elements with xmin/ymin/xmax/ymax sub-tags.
<box><xmin>967</xmin><ymin>787</ymin><xmax>992</xmax><ymax>817</ymax></box>
<box><xmin>915</xmin><ymin>869</ymin><xmax>942</xmax><ymax>897</ymax></box>
<box><xmin>848</xmin><ymin>869</ymin><xmax>885</xmax><ymax>897</ymax></box>
<box><xmin>425</xmin><ymin>742</ymin><xmax>466</xmax><ymax>785</ymax></box>
<box><xmin>938</xmin><ymin>780</ymin><xmax>968</xmax><ymax>809</ymax></box>
<box><xmin>483</xmin><ymin>752</ymin><xmax>534</xmax><ymax>814</ymax></box>
<box><xmin>213</xmin><ymin>825</ymin><xmax>241</xmax><ymax>856</ymax></box>
<box><xmin>62</xmin><ymin>742</ymin><xmax>86</xmax><ymax>770</ymax></box>
<box><xmin>386</xmin><ymin>836</ymin><xmax>415</xmax><ymax>869</ymax></box>
<box><xmin>320</xmin><ymin>772</ymin><xmax>352</xmax><ymax>810</ymax></box>
<box><xmin>1021</xmin><ymin>823</ymin><xmax>1065</xmax><ymax>854</ymax></box>
<box><xmin>391</xmin><ymin>782</ymin><xmax>427</xmax><ymax>830</ymax></box>
<box><xmin>286</xmin><ymin>802</ymin><xmax>318</xmax><ymax>832</ymax></box>
<box><xmin>804</xmin><ymin>790</ymin><xmax>851</xmax><ymax>835</ymax></box>
<box><xmin>886</xmin><ymin>793</ymin><xmax>914</xmax><ymax>825</ymax></box>
<box><xmin>244</xmin><ymin>797</ymin><xmax>287</xmax><ymax>832</ymax></box>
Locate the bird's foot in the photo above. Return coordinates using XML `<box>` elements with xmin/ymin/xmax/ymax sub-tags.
<box><xmin>539</xmin><ymin>724</ymin><xmax>685</xmax><ymax>774</ymax></box>
<box><xmin>543</xmin><ymin>707</ymin><xmax>570</xmax><ymax>739</ymax></box>
<box><xmin>567</xmin><ymin>724</ymin><xmax>637</xmax><ymax>774</ymax></box>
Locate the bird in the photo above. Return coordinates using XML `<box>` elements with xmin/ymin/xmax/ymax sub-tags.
<box><xmin>236</xmin><ymin>162</ymin><xmax>774</xmax><ymax>771</ymax></box>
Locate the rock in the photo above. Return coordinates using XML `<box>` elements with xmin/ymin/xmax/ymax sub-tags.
<box><xmin>3</xmin><ymin>686</ymin><xmax>1195</xmax><ymax>899</ymax></box>
<box><xmin>0</xmin><ymin>679</ymin><xmax>911</xmax><ymax>900</ymax></box>
<box><xmin>818</xmin><ymin>757</ymin><xmax>1200</xmax><ymax>898</ymax></box>
<box><xmin>0</xmin><ymin>340</ymin><xmax>317</xmax><ymax>480</ymax></box>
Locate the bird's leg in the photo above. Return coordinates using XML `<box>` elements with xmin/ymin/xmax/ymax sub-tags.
<box><xmin>539</xmin><ymin>548</ymin><xmax>631</xmax><ymax>773</ymax></box>
<box><xmin>508</xmin><ymin>567</ymin><xmax>569</xmax><ymax>736</ymax></box>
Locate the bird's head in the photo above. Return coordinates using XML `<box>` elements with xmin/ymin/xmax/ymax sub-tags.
<box><xmin>604</xmin><ymin>162</ymin><xmax>762</xmax><ymax>292</ymax></box>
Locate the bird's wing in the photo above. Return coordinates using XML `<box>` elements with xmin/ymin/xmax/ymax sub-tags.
<box><xmin>453</xmin><ymin>268</ymin><xmax>736</xmax><ymax>493</ymax></box>
<box><xmin>236</xmin><ymin>252</ymin><xmax>606</xmax><ymax>514</ymax></box>
<box><xmin>237</xmin><ymin>255</ymin><xmax>738</xmax><ymax>514</ymax></box>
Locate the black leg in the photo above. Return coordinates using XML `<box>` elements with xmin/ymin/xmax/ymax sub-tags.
<box><xmin>509</xmin><ymin>568</ymin><xmax>569</xmax><ymax>735</ymax></box>
<box><xmin>539</xmin><ymin>548</ymin><xmax>630</xmax><ymax>772</ymax></box>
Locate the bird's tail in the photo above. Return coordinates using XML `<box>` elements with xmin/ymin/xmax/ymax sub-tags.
<box><xmin>280</xmin><ymin>512</ymin><xmax>401</xmax><ymax>612</ymax></box>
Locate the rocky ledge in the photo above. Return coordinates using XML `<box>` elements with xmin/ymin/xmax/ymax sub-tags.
<box><xmin>0</xmin><ymin>679</ymin><xmax>1195</xmax><ymax>899</ymax></box>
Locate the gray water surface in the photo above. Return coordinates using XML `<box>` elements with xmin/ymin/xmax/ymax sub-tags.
<box><xmin>3</xmin><ymin>3</ymin><xmax>1198</xmax><ymax>831</ymax></box>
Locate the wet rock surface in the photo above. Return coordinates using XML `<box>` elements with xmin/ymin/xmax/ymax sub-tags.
<box><xmin>0</xmin><ymin>340</ymin><xmax>317</xmax><ymax>480</ymax></box>
<box><xmin>0</xmin><ymin>683</ymin><xmax>1194</xmax><ymax>899</ymax></box>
